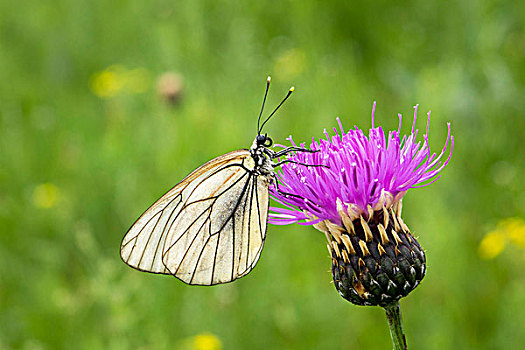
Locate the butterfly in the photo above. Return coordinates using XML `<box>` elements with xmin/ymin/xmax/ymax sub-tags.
<box><xmin>120</xmin><ymin>77</ymin><xmax>319</xmax><ymax>286</ymax></box>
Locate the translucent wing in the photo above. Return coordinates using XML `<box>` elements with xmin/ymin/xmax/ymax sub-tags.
<box><xmin>120</xmin><ymin>150</ymin><xmax>270</xmax><ymax>285</ymax></box>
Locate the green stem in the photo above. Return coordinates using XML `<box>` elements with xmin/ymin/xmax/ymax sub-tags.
<box><xmin>384</xmin><ymin>301</ymin><xmax>407</xmax><ymax>350</ymax></box>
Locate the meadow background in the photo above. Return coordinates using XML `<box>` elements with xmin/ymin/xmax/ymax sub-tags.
<box><xmin>1</xmin><ymin>0</ymin><xmax>525</xmax><ymax>349</ymax></box>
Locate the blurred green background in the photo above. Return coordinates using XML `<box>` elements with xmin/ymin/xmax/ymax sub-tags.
<box><xmin>1</xmin><ymin>0</ymin><xmax>525</xmax><ymax>349</ymax></box>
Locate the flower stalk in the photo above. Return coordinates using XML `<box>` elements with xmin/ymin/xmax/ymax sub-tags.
<box><xmin>384</xmin><ymin>301</ymin><xmax>407</xmax><ymax>350</ymax></box>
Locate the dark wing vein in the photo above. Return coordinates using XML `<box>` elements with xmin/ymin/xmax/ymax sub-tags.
<box><xmin>211</xmin><ymin>216</ymin><xmax>220</xmax><ymax>285</ymax></box>
<box><xmin>174</xmin><ymin>212</ymin><xmax>211</xmax><ymax>276</ymax></box>
<box><xmin>246</xmin><ymin>176</ymin><xmax>254</xmax><ymax>272</ymax></box>
<box><xmin>180</xmin><ymin>163</ymin><xmax>254</xmax><ymax>209</ymax></box>
<box><xmin>238</xmin><ymin>175</ymin><xmax>253</xmax><ymax>274</ymax></box>
<box><xmin>251</xmin><ymin>176</ymin><xmax>266</xmax><ymax>270</ymax></box>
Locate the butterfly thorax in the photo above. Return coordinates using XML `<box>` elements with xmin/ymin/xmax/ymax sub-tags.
<box><xmin>250</xmin><ymin>136</ymin><xmax>274</xmax><ymax>178</ymax></box>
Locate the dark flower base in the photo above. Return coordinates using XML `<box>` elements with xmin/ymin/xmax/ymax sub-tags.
<box><xmin>328</xmin><ymin>207</ymin><xmax>426</xmax><ymax>306</ymax></box>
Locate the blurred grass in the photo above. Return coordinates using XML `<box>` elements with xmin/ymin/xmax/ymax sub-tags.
<box><xmin>1</xmin><ymin>0</ymin><xmax>525</xmax><ymax>349</ymax></box>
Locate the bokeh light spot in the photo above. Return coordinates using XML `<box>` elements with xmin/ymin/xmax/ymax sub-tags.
<box><xmin>274</xmin><ymin>48</ymin><xmax>307</xmax><ymax>80</ymax></box>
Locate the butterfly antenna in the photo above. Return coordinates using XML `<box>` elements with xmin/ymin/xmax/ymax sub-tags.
<box><xmin>257</xmin><ymin>76</ymin><xmax>272</xmax><ymax>135</ymax></box>
<box><xmin>259</xmin><ymin>85</ymin><xmax>294</xmax><ymax>133</ymax></box>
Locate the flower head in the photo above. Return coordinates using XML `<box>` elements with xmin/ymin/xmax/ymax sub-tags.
<box><xmin>270</xmin><ymin>103</ymin><xmax>453</xmax><ymax>307</ymax></box>
<box><xmin>269</xmin><ymin>103</ymin><xmax>453</xmax><ymax>226</ymax></box>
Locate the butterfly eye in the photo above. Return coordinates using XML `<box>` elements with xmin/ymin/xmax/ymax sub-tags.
<box><xmin>256</xmin><ymin>134</ymin><xmax>266</xmax><ymax>145</ymax></box>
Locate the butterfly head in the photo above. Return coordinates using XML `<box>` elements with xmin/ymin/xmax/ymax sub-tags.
<box><xmin>256</xmin><ymin>133</ymin><xmax>273</xmax><ymax>148</ymax></box>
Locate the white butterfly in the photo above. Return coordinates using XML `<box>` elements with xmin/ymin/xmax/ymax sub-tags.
<box><xmin>120</xmin><ymin>77</ymin><xmax>319</xmax><ymax>285</ymax></box>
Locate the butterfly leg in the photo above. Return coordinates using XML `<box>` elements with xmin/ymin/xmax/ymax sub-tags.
<box><xmin>272</xmin><ymin>159</ymin><xmax>328</xmax><ymax>168</ymax></box>
<box><xmin>272</xmin><ymin>147</ymin><xmax>319</xmax><ymax>158</ymax></box>
<box><xmin>271</xmin><ymin>176</ymin><xmax>306</xmax><ymax>200</ymax></box>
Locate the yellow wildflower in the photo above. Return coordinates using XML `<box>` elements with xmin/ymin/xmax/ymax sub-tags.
<box><xmin>503</xmin><ymin>218</ymin><xmax>525</xmax><ymax>248</ymax></box>
<box><xmin>192</xmin><ymin>332</ymin><xmax>222</xmax><ymax>350</ymax></box>
<box><xmin>32</xmin><ymin>183</ymin><xmax>59</xmax><ymax>209</ymax></box>
<box><xmin>90</xmin><ymin>65</ymin><xmax>150</xmax><ymax>98</ymax></box>
<box><xmin>91</xmin><ymin>65</ymin><xmax>126</xmax><ymax>98</ymax></box>
<box><xmin>479</xmin><ymin>231</ymin><xmax>506</xmax><ymax>260</ymax></box>
<box><xmin>479</xmin><ymin>217</ymin><xmax>525</xmax><ymax>259</ymax></box>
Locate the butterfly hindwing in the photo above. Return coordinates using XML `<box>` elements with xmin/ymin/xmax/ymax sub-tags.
<box><xmin>120</xmin><ymin>184</ymin><xmax>183</xmax><ymax>274</ymax></box>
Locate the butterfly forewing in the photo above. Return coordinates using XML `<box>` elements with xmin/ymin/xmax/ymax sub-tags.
<box><xmin>120</xmin><ymin>150</ymin><xmax>270</xmax><ymax>285</ymax></box>
<box><xmin>162</xmin><ymin>152</ymin><xmax>270</xmax><ymax>285</ymax></box>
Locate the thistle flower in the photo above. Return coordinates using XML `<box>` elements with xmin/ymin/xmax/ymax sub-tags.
<box><xmin>269</xmin><ymin>103</ymin><xmax>453</xmax><ymax>348</ymax></box>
